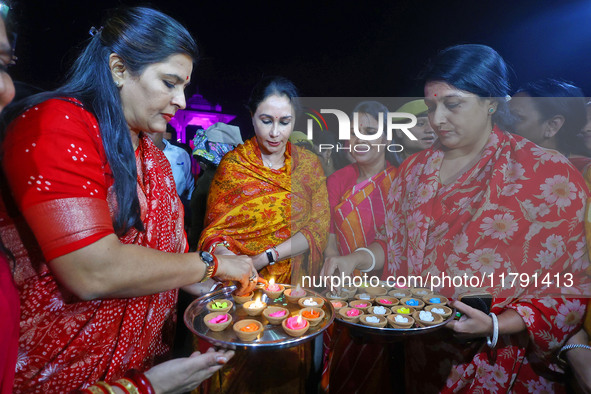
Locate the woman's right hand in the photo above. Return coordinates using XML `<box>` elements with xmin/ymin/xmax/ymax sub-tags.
<box><xmin>320</xmin><ymin>254</ymin><xmax>358</xmax><ymax>278</ymax></box>
<box><xmin>215</xmin><ymin>254</ymin><xmax>257</xmax><ymax>295</ymax></box>
<box><xmin>145</xmin><ymin>348</ymin><xmax>234</xmax><ymax>394</ymax></box>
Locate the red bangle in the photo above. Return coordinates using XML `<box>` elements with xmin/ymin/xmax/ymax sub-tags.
<box><xmin>124</xmin><ymin>369</ymin><xmax>155</xmax><ymax>394</ymax></box>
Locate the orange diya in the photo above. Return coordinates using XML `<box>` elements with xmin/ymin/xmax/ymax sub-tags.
<box><xmin>241</xmin><ymin>323</ymin><xmax>259</xmax><ymax>332</ymax></box>
<box><xmin>233</xmin><ymin>319</ymin><xmax>263</xmax><ymax>341</ymax></box>
<box><xmin>301</xmin><ymin>307</ymin><xmax>325</xmax><ymax>326</ymax></box>
<box><xmin>302</xmin><ymin>310</ymin><xmax>320</xmax><ymax>319</ymax></box>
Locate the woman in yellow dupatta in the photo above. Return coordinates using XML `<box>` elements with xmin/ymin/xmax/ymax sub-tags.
<box><xmin>195</xmin><ymin>77</ymin><xmax>329</xmax><ymax>393</ymax></box>
<box><xmin>199</xmin><ymin>76</ymin><xmax>329</xmax><ymax>285</ymax></box>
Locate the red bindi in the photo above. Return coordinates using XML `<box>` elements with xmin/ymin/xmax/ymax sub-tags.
<box><xmin>186</xmin><ymin>76</ymin><xmax>189</xmax><ymax>81</ymax></box>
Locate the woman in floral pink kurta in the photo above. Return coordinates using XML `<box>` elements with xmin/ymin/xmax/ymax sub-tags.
<box><xmin>322</xmin><ymin>44</ymin><xmax>590</xmax><ymax>392</ymax></box>
<box><xmin>385</xmin><ymin>127</ymin><xmax>589</xmax><ymax>392</ymax></box>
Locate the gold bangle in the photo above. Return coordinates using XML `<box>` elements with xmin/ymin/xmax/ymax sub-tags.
<box><xmin>114</xmin><ymin>378</ymin><xmax>140</xmax><ymax>394</ymax></box>
<box><xmin>95</xmin><ymin>382</ymin><xmax>116</xmax><ymax>394</ymax></box>
<box><xmin>85</xmin><ymin>386</ymin><xmax>106</xmax><ymax>394</ymax></box>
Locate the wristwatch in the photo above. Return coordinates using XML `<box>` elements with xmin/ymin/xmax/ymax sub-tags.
<box><xmin>265</xmin><ymin>248</ymin><xmax>276</xmax><ymax>265</ymax></box>
<box><xmin>199</xmin><ymin>251</ymin><xmax>218</xmax><ymax>282</ymax></box>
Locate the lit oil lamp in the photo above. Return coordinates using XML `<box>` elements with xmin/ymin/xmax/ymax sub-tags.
<box><xmin>243</xmin><ymin>297</ymin><xmax>267</xmax><ymax>316</ymax></box>
<box><xmin>263</xmin><ymin>278</ymin><xmax>285</xmax><ymax>299</ymax></box>
<box><xmin>284</xmin><ymin>284</ymin><xmax>306</xmax><ymax>303</ymax></box>
<box><xmin>282</xmin><ymin>315</ymin><xmax>310</xmax><ymax>337</ymax></box>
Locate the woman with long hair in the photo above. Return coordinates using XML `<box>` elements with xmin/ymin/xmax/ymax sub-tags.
<box><xmin>0</xmin><ymin>6</ymin><xmax>255</xmax><ymax>392</ymax></box>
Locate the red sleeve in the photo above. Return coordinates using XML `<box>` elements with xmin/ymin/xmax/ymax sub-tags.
<box><xmin>2</xmin><ymin>99</ymin><xmax>115</xmax><ymax>260</ymax></box>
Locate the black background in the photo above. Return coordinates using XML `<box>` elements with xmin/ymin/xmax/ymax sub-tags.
<box><xmin>9</xmin><ymin>0</ymin><xmax>591</xmax><ymax>130</ymax></box>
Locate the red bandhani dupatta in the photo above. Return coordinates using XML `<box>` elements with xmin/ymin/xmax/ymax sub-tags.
<box><xmin>1</xmin><ymin>99</ymin><xmax>186</xmax><ymax>393</ymax></box>
<box><xmin>383</xmin><ymin>128</ymin><xmax>590</xmax><ymax>392</ymax></box>
<box><xmin>332</xmin><ymin>166</ymin><xmax>397</xmax><ymax>256</ymax></box>
<box><xmin>199</xmin><ymin>137</ymin><xmax>329</xmax><ymax>284</ymax></box>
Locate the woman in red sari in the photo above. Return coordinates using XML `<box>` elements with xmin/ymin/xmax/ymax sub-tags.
<box><xmin>0</xmin><ymin>7</ymin><xmax>256</xmax><ymax>393</ymax></box>
<box><xmin>323</xmin><ymin>44</ymin><xmax>590</xmax><ymax>392</ymax></box>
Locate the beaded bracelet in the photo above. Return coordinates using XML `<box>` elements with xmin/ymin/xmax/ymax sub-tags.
<box><xmin>124</xmin><ymin>369</ymin><xmax>156</xmax><ymax>394</ymax></box>
<box><xmin>557</xmin><ymin>343</ymin><xmax>591</xmax><ymax>366</ymax></box>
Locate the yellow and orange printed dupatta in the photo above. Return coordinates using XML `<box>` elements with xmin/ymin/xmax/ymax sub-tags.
<box><xmin>199</xmin><ymin>137</ymin><xmax>329</xmax><ymax>284</ymax></box>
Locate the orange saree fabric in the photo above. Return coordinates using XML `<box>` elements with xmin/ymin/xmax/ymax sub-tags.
<box><xmin>199</xmin><ymin>137</ymin><xmax>329</xmax><ymax>284</ymax></box>
<box><xmin>1</xmin><ymin>99</ymin><xmax>186</xmax><ymax>393</ymax></box>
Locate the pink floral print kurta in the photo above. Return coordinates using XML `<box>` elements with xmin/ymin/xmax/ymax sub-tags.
<box><xmin>382</xmin><ymin>128</ymin><xmax>590</xmax><ymax>392</ymax></box>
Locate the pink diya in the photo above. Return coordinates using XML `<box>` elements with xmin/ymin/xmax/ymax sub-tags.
<box><xmin>375</xmin><ymin>296</ymin><xmax>399</xmax><ymax>307</ymax></box>
<box><xmin>330</xmin><ymin>300</ymin><xmax>347</xmax><ymax>311</ymax></box>
<box><xmin>349</xmin><ymin>299</ymin><xmax>371</xmax><ymax>313</ymax></box>
<box><xmin>338</xmin><ymin>307</ymin><xmax>364</xmax><ymax>323</ymax></box>
<box><xmin>282</xmin><ymin>315</ymin><xmax>310</xmax><ymax>337</ymax></box>
<box><xmin>262</xmin><ymin>306</ymin><xmax>289</xmax><ymax>325</ymax></box>
<box><xmin>204</xmin><ymin>312</ymin><xmax>233</xmax><ymax>332</ymax></box>
<box><xmin>263</xmin><ymin>278</ymin><xmax>285</xmax><ymax>299</ymax></box>
<box><xmin>284</xmin><ymin>284</ymin><xmax>306</xmax><ymax>303</ymax></box>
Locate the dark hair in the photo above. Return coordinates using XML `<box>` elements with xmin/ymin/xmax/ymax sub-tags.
<box><xmin>421</xmin><ymin>44</ymin><xmax>512</xmax><ymax>129</ymax></box>
<box><xmin>3</xmin><ymin>7</ymin><xmax>198</xmax><ymax>235</ymax></box>
<box><xmin>352</xmin><ymin>100</ymin><xmax>402</xmax><ymax>166</ymax></box>
<box><xmin>515</xmin><ymin>78</ymin><xmax>586</xmax><ymax>156</ymax></box>
<box><xmin>247</xmin><ymin>76</ymin><xmax>300</xmax><ymax>115</ymax></box>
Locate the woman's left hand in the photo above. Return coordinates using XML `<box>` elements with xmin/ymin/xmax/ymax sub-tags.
<box><xmin>145</xmin><ymin>347</ymin><xmax>234</xmax><ymax>394</ymax></box>
<box><xmin>252</xmin><ymin>252</ymin><xmax>270</xmax><ymax>271</ymax></box>
<box><xmin>445</xmin><ymin>300</ymin><xmax>494</xmax><ymax>339</ymax></box>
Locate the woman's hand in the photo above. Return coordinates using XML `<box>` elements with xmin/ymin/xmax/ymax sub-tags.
<box><xmin>320</xmin><ymin>254</ymin><xmax>358</xmax><ymax>278</ymax></box>
<box><xmin>144</xmin><ymin>348</ymin><xmax>234</xmax><ymax>394</ymax></box>
<box><xmin>445</xmin><ymin>300</ymin><xmax>493</xmax><ymax>339</ymax></box>
<box><xmin>215</xmin><ymin>255</ymin><xmax>256</xmax><ymax>295</ymax></box>
<box><xmin>252</xmin><ymin>252</ymin><xmax>270</xmax><ymax>271</ymax></box>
